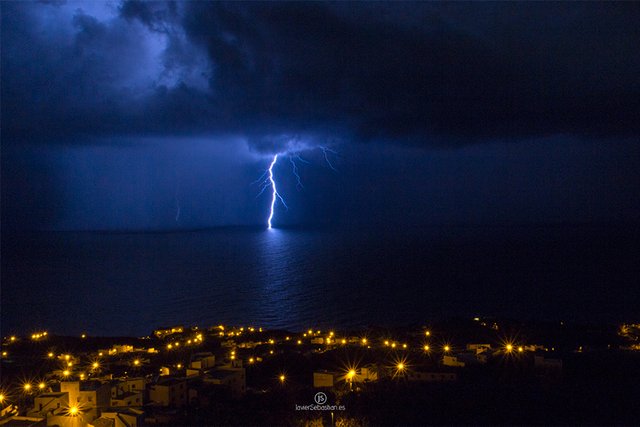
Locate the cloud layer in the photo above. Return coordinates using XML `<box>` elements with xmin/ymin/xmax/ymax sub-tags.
<box><xmin>2</xmin><ymin>1</ymin><xmax>639</xmax><ymax>151</ymax></box>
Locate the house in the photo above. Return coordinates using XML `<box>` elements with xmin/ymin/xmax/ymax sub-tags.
<box><xmin>28</xmin><ymin>392</ymin><xmax>68</xmax><ymax>417</ymax></box>
<box><xmin>154</xmin><ymin>326</ymin><xmax>184</xmax><ymax>338</ymax></box>
<box><xmin>204</xmin><ymin>368</ymin><xmax>246</xmax><ymax>398</ymax></box>
<box><xmin>313</xmin><ymin>371</ymin><xmax>341</xmax><ymax>388</ymax></box>
<box><xmin>187</xmin><ymin>352</ymin><xmax>215</xmax><ymax>376</ymax></box>
<box><xmin>60</xmin><ymin>380</ymin><xmax>110</xmax><ymax>409</ymax></box>
<box><xmin>148</xmin><ymin>378</ymin><xmax>188</xmax><ymax>407</ymax></box>
<box><xmin>110</xmin><ymin>391</ymin><xmax>143</xmax><ymax>407</ymax></box>
<box><xmin>111</xmin><ymin>377</ymin><xmax>146</xmax><ymax>398</ymax></box>
<box><xmin>98</xmin><ymin>407</ymin><xmax>144</xmax><ymax>427</ymax></box>
<box><xmin>466</xmin><ymin>344</ymin><xmax>492</xmax><ymax>354</ymax></box>
<box><xmin>442</xmin><ymin>355</ymin><xmax>465</xmax><ymax>367</ymax></box>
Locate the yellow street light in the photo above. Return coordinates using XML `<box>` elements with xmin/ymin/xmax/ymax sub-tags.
<box><xmin>38</xmin><ymin>382</ymin><xmax>46</xmax><ymax>390</ymax></box>
<box><xmin>279</xmin><ymin>374</ymin><xmax>285</xmax><ymax>383</ymax></box>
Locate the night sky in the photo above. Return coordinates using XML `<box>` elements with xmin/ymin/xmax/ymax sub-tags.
<box><xmin>2</xmin><ymin>1</ymin><xmax>639</xmax><ymax>231</ymax></box>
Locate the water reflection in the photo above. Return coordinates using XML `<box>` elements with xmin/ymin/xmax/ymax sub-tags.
<box><xmin>257</xmin><ymin>228</ymin><xmax>301</xmax><ymax>328</ymax></box>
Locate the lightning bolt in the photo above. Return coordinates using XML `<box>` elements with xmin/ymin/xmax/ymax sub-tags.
<box><xmin>267</xmin><ymin>154</ymin><xmax>287</xmax><ymax>229</ymax></box>
<box><xmin>256</xmin><ymin>147</ymin><xmax>337</xmax><ymax>229</ymax></box>
<box><xmin>320</xmin><ymin>146</ymin><xmax>338</xmax><ymax>171</ymax></box>
<box><xmin>289</xmin><ymin>156</ymin><xmax>304</xmax><ymax>190</ymax></box>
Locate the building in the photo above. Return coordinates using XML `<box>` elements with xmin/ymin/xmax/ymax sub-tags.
<box><xmin>148</xmin><ymin>378</ymin><xmax>188</xmax><ymax>407</ymax></box>
<box><xmin>28</xmin><ymin>392</ymin><xmax>68</xmax><ymax>417</ymax></box>
<box><xmin>60</xmin><ymin>380</ymin><xmax>111</xmax><ymax>409</ymax></box>
<box><xmin>110</xmin><ymin>391</ymin><xmax>143</xmax><ymax>407</ymax></box>
<box><xmin>111</xmin><ymin>377</ymin><xmax>146</xmax><ymax>396</ymax></box>
<box><xmin>97</xmin><ymin>408</ymin><xmax>144</xmax><ymax>427</ymax></box>
<box><xmin>313</xmin><ymin>371</ymin><xmax>341</xmax><ymax>388</ymax></box>
<box><xmin>467</xmin><ymin>344</ymin><xmax>492</xmax><ymax>354</ymax></box>
<box><xmin>442</xmin><ymin>355</ymin><xmax>466</xmax><ymax>367</ymax></box>
<box><xmin>154</xmin><ymin>326</ymin><xmax>184</xmax><ymax>338</ymax></box>
<box><xmin>204</xmin><ymin>368</ymin><xmax>246</xmax><ymax>398</ymax></box>
<box><xmin>189</xmin><ymin>352</ymin><xmax>215</xmax><ymax>371</ymax></box>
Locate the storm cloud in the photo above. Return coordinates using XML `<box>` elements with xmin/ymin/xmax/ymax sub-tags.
<box><xmin>1</xmin><ymin>1</ymin><xmax>639</xmax><ymax>231</ymax></box>
<box><xmin>3</xmin><ymin>1</ymin><xmax>639</xmax><ymax>150</ymax></box>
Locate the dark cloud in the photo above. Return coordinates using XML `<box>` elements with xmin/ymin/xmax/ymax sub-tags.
<box><xmin>2</xmin><ymin>1</ymin><xmax>639</xmax><ymax>150</ymax></box>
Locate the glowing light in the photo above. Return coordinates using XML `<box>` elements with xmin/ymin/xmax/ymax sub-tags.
<box><xmin>1</xmin><ymin>352</ymin><xmax>7</xmax><ymax>357</ymax></box>
<box><xmin>0</xmin><ymin>393</ymin><xmax>4</xmax><ymax>403</ymax></box>
<box><xmin>391</xmin><ymin>343</ymin><xmax>396</xmax><ymax>348</ymax></box>
<box><xmin>92</xmin><ymin>362</ymin><xmax>99</xmax><ymax>369</ymax></box>
<box><xmin>38</xmin><ymin>382</ymin><xmax>46</xmax><ymax>390</ymax></box>
<box><xmin>48</xmin><ymin>352</ymin><xmax>54</xmax><ymax>358</ymax></box>
<box><xmin>177</xmin><ymin>364</ymin><xmax>182</xmax><ymax>369</ymax></box>
<box><xmin>505</xmin><ymin>344</ymin><xmax>513</xmax><ymax>353</ymax></box>
<box><xmin>423</xmin><ymin>345</ymin><xmax>430</xmax><ymax>351</ymax></box>
<box><xmin>329</xmin><ymin>331</ymin><xmax>334</xmax><ymax>337</ymax></box>
<box><xmin>279</xmin><ymin>374</ymin><xmax>286</xmax><ymax>383</ymax></box>
<box><xmin>518</xmin><ymin>346</ymin><xmax>524</xmax><ymax>353</ymax></box>
<box><xmin>266</xmin><ymin>154</ymin><xmax>287</xmax><ymax>229</ymax></box>
<box><xmin>341</xmin><ymin>339</ymin><xmax>347</xmax><ymax>345</ymax></box>
<box><xmin>402</xmin><ymin>343</ymin><xmax>407</xmax><ymax>349</ymax></box>
<box><xmin>347</xmin><ymin>369</ymin><xmax>356</xmax><ymax>380</ymax></box>
<box><xmin>133</xmin><ymin>359</ymin><xmax>140</xmax><ymax>366</ymax></box>
<box><xmin>361</xmin><ymin>338</ymin><xmax>368</xmax><ymax>345</ymax></box>
<box><xmin>69</xmin><ymin>406</ymin><xmax>79</xmax><ymax>416</ymax></box>
<box><xmin>297</xmin><ymin>340</ymin><xmax>302</xmax><ymax>345</ymax></box>
<box><xmin>397</xmin><ymin>362</ymin><xmax>405</xmax><ymax>371</ymax></box>
<box><xmin>81</xmin><ymin>334</ymin><xmax>86</xmax><ymax>339</ymax></box>
<box><xmin>23</xmin><ymin>383</ymin><xmax>32</xmax><ymax>392</ymax></box>
<box><xmin>425</xmin><ymin>331</ymin><xmax>431</xmax><ymax>337</ymax></box>
<box><xmin>384</xmin><ymin>340</ymin><xmax>389</xmax><ymax>346</ymax></box>
<box><xmin>443</xmin><ymin>345</ymin><xmax>450</xmax><ymax>352</ymax></box>
<box><xmin>65</xmin><ymin>355</ymin><xmax>71</xmax><ymax>361</ymax></box>
<box><xmin>63</xmin><ymin>370</ymin><xmax>70</xmax><ymax>377</ymax></box>
<box><xmin>249</xmin><ymin>358</ymin><xmax>255</xmax><ymax>364</ymax></box>
<box><xmin>10</xmin><ymin>336</ymin><xmax>16</xmax><ymax>342</ymax></box>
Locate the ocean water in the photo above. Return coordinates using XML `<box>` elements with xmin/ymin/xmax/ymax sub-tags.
<box><xmin>1</xmin><ymin>224</ymin><xmax>638</xmax><ymax>336</ymax></box>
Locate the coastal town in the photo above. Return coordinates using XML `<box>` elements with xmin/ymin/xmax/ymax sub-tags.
<box><xmin>1</xmin><ymin>319</ymin><xmax>638</xmax><ymax>426</ymax></box>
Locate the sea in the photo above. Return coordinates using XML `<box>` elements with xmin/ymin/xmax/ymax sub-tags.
<box><xmin>1</xmin><ymin>224</ymin><xmax>638</xmax><ymax>336</ymax></box>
